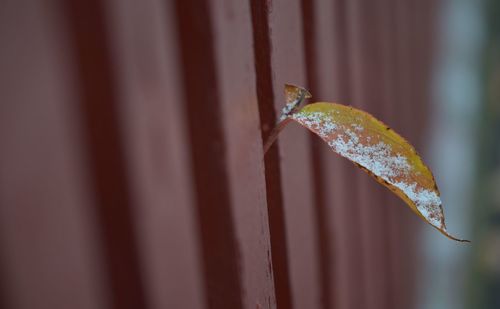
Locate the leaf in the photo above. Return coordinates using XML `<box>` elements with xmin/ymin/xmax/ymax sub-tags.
<box><xmin>265</xmin><ymin>84</ymin><xmax>469</xmax><ymax>242</ymax></box>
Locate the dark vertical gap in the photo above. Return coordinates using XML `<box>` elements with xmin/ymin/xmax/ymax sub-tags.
<box><xmin>300</xmin><ymin>1</ymin><xmax>334</xmax><ymax>309</ymax></box>
<box><xmin>62</xmin><ymin>1</ymin><xmax>148</xmax><ymax>309</ymax></box>
<box><xmin>250</xmin><ymin>1</ymin><xmax>293</xmax><ymax>309</ymax></box>
<box><xmin>173</xmin><ymin>1</ymin><xmax>243</xmax><ymax>308</ymax></box>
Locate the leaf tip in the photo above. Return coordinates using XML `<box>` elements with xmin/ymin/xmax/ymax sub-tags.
<box><xmin>441</xmin><ymin>228</ymin><xmax>471</xmax><ymax>243</ymax></box>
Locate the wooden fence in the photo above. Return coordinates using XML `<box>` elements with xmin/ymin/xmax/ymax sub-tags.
<box><xmin>0</xmin><ymin>0</ymin><xmax>436</xmax><ymax>308</ymax></box>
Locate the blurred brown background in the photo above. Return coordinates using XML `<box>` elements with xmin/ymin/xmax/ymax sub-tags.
<box><xmin>0</xmin><ymin>0</ymin><xmax>497</xmax><ymax>309</ymax></box>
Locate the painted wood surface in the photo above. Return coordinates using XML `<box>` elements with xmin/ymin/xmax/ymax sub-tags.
<box><xmin>0</xmin><ymin>0</ymin><xmax>435</xmax><ymax>308</ymax></box>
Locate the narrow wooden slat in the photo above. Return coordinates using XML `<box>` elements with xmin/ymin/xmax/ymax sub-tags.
<box><xmin>371</xmin><ymin>1</ymin><xmax>401</xmax><ymax>308</ymax></box>
<box><xmin>344</xmin><ymin>1</ymin><xmax>393</xmax><ymax>308</ymax></box>
<box><xmin>302</xmin><ymin>0</ymin><xmax>369</xmax><ymax>308</ymax></box>
<box><xmin>411</xmin><ymin>0</ymin><xmax>436</xmax><ymax>145</ymax></box>
<box><xmin>102</xmin><ymin>1</ymin><xmax>206</xmax><ymax>308</ymax></box>
<box><xmin>250</xmin><ymin>1</ymin><xmax>293</xmax><ymax>307</ymax></box>
<box><xmin>397</xmin><ymin>2</ymin><xmax>437</xmax><ymax>307</ymax></box>
<box><xmin>62</xmin><ymin>1</ymin><xmax>150</xmax><ymax>308</ymax></box>
<box><xmin>300</xmin><ymin>1</ymin><xmax>333</xmax><ymax>307</ymax></box>
<box><xmin>329</xmin><ymin>1</ymin><xmax>371</xmax><ymax>308</ymax></box>
<box><xmin>392</xmin><ymin>1</ymin><xmax>422</xmax><ymax>308</ymax></box>
<box><xmin>0</xmin><ymin>1</ymin><xmax>108</xmax><ymax>308</ymax></box>
<box><xmin>379</xmin><ymin>3</ymin><xmax>404</xmax><ymax>303</ymax></box>
<box><xmin>264</xmin><ymin>0</ymin><xmax>322</xmax><ymax>307</ymax></box>
<box><xmin>208</xmin><ymin>1</ymin><xmax>277</xmax><ymax>308</ymax></box>
<box><xmin>173</xmin><ymin>0</ymin><xmax>245</xmax><ymax>308</ymax></box>
<box><xmin>387</xmin><ymin>1</ymin><xmax>429</xmax><ymax>308</ymax></box>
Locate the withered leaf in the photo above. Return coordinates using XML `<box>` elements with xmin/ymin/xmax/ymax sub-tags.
<box><xmin>265</xmin><ymin>84</ymin><xmax>469</xmax><ymax>242</ymax></box>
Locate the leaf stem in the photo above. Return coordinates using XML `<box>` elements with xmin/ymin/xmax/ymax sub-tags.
<box><xmin>264</xmin><ymin>86</ymin><xmax>311</xmax><ymax>155</ymax></box>
<box><xmin>263</xmin><ymin>118</ymin><xmax>292</xmax><ymax>155</ymax></box>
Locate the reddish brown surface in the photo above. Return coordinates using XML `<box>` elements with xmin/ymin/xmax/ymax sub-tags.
<box><xmin>174</xmin><ymin>0</ymin><xmax>244</xmax><ymax>308</ymax></box>
<box><xmin>104</xmin><ymin>1</ymin><xmax>206</xmax><ymax>308</ymax></box>
<box><xmin>0</xmin><ymin>0</ymin><xmax>436</xmax><ymax>308</ymax></box>
<box><xmin>210</xmin><ymin>1</ymin><xmax>276</xmax><ymax>308</ymax></box>
<box><xmin>0</xmin><ymin>2</ymin><xmax>107</xmax><ymax>309</ymax></box>
<box><xmin>63</xmin><ymin>1</ymin><xmax>148</xmax><ymax>307</ymax></box>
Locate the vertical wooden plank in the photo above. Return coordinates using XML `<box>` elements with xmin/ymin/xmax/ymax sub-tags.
<box><xmin>102</xmin><ymin>1</ymin><xmax>206</xmax><ymax>308</ymax></box>
<box><xmin>345</xmin><ymin>0</ymin><xmax>393</xmax><ymax>308</ymax></box>
<box><xmin>260</xmin><ymin>0</ymin><xmax>322</xmax><ymax>308</ymax></box>
<box><xmin>411</xmin><ymin>0</ymin><xmax>436</xmax><ymax>144</ymax></box>
<box><xmin>382</xmin><ymin>0</ymin><xmax>437</xmax><ymax>308</ymax></box>
<box><xmin>329</xmin><ymin>2</ymin><xmax>370</xmax><ymax>308</ymax></box>
<box><xmin>393</xmin><ymin>0</ymin><xmax>419</xmax><ymax>141</ymax></box>
<box><xmin>371</xmin><ymin>1</ymin><xmax>419</xmax><ymax>308</ymax></box>
<box><xmin>0</xmin><ymin>1</ymin><xmax>108</xmax><ymax>308</ymax></box>
<box><xmin>209</xmin><ymin>1</ymin><xmax>277</xmax><ymax>308</ymax></box>
<box><xmin>300</xmin><ymin>1</ymin><xmax>333</xmax><ymax>307</ymax></box>
<box><xmin>397</xmin><ymin>2</ymin><xmax>436</xmax><ymax>307</ymax></box>
<box><xmin>173</xmin><ymin>0</ymin><xmax>245</xmax><ymax>308</ymax></box>
<box><xmin>62</xmin><ymin>1</ymin><xmax>149</xmax><ymax>308</ymax></box>
<box><xmin>250</xmin><ymin>2</ymin><xmax>293</xmax><ymax>308</ymax></box>
<box><xmin>301</xmin><ymin>0</ymin><xmax>368</xmax><ymax>308</ymax></box>
<box><xmin>389</xmin><ymin>1</ymin><xmax>422</xmax><ymax>308</ymax></box>
<box><xmin>372</xmin><ymin>1</ymin><xmax>402</xmax><ymax>308</ymax></box>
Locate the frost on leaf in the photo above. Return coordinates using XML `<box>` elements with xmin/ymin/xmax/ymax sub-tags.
<box><xmin>265</xmin><ymin>85</ymin><xmax>469</xmax><ymax>242</ymax></box>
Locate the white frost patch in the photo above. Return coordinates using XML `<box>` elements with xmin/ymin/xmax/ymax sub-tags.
<box><xmin>279</xmin><ymin>102</ymin><xmax>297</xmax><ymax>121</ymax></box>
<box><xmin>293</xmin><ymin>114</ymin><xmax>443</xmax><ymax>227</ymax></box>
<box><xmin>291</xmin><ymin>112</ymin><xmax>337</xmax><ymax>137</ymax></box>
<box><xmin>326</xmin><ymin>127</ymin><xmax>411</xmax><ymax>179</ymax></box>
<box><xmin>393</xmin><ymin>182</ymin><xmax>443</xmax><ymax>228</ymax></box>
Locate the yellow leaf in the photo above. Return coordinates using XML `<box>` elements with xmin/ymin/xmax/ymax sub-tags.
<box><xmin>265</xmin><ymin>85</ymin><xmax>469</xmax><ymax>242</ymax></box>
